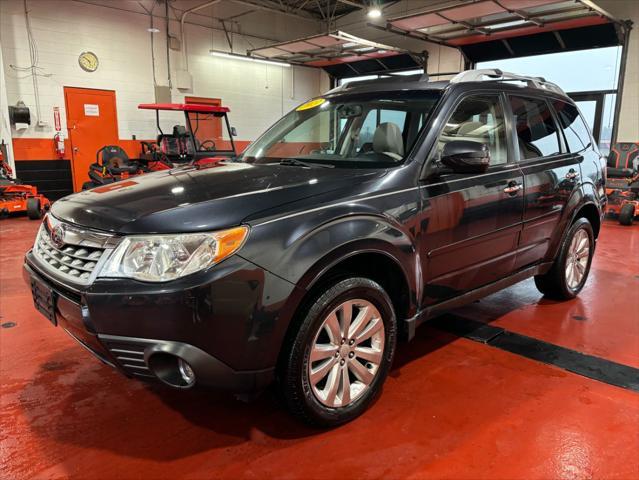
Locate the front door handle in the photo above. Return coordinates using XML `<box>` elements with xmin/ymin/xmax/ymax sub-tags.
<box><xmin>565</xmin><ymin>169</ymin><xmax>579</xmax><ymax>180</ymax></box>
<box><xmin>503</xmin><ymin>182</ymin><xmax>523</xmax><ymax>195</ymax></box>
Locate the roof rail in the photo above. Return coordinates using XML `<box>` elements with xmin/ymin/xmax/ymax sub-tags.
<box><xmin>449</xmin><ymin>69</ymin><xmax>565</xmax><ymax>95</ymax></box>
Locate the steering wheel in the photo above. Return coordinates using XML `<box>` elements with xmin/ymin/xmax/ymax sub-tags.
<box><xmin>200</xmin><ymin>140</ymin><xmax>216</xmax><ymax>151</ymax></box>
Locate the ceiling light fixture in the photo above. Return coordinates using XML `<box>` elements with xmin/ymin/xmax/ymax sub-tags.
<box><xmin>367</xmin><ymin>7</ymin><xmax>382</xmax><ymax>18</ymax></box>
<box><xmin>209</xmin><ymin>50</ymin><xmax>290</xmax><ymax>68</ymax></box>
<box><xmin>147</xmin><ymin>27</ymin><xmax>160</xmax><ymax>33</ymax></box>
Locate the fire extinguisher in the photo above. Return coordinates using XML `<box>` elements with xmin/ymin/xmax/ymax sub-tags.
<box><xmin>54</xmin><ymin>132</ymin><xmax>65</xmax><ymax>159</ymax></box>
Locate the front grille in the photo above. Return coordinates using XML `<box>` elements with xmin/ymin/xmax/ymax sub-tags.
<box><xmin>35</xmin><ymin>231</ymin><xmax>104</xmax><ymax>282</ymax></box>
<box><xmin>102</xmin><ymin>339</ymin><xmax>155</xmax><ymax>378</ymax></box>
<box><xmin>33</xmin><ymin>215</ymin><xmax>118</xmax><ymax>285</ymax></box>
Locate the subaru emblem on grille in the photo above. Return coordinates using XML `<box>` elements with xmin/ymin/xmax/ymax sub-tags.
<box><xmin>50</xmin><ymin>225</ymin><xmax>66</xmax><ymax>249</ymax></box>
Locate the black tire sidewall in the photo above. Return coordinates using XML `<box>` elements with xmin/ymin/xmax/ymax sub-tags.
<box><xmin>283</xmin><ymin>277</ymin><xmax>397</xmax><ymax>427</ymax></box>
<box><xmin>557</xmin><ymin>218</ymin><xmax>594</xmax><ymax>298</ymax></box>
<box><xmin>26</xmin><ymin>198</ymin><xmax>42</xmax><ymax>219</ymax></box>
<box><xmin>619</xmin><ymin>203</ymin><xmax>634</xmax><ymax>225</ymax></box>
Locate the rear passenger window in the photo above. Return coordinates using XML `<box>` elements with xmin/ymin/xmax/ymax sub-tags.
<box><xmin>552</xmin><ymin>100</ymin><xmax>592</xmax><ymax>153</ymax></box>
<box><xmin>510</xmin><ymin>96</ymin><xmax>561</xmax><ymax>160</ymax></box>
<box><xmin>434</xmin><ymin>95</ymin><xmax>508</xmax><ymax>166</ymax></box>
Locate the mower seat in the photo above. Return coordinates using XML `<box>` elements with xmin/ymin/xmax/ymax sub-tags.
<box><xmin>157</xmin><ymin>125</ymin><xmax>195</xmax><ymax>162</ymax></box>
<box><xmin>607</xmin><ymin>142</ymin><xmax>639</xmax><ymax>178</ymax></box>
<box><xmin>91</xmin><ymin>145</ymin><xmax>139</xmax><ymax>178</ymax></box>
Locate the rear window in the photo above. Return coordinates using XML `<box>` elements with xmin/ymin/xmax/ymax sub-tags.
<box><xmin>509</xmin><ymin>96</ymin><xmax>561</xmax><ymax>160</ymax></box>
<box><xmin>552</xmin><ymin>100</ymin><xmax>592</xmax><ymax>153</ymax></box>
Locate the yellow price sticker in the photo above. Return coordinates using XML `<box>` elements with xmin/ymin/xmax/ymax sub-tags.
<box><xmin>296</xmin><ymin>98</ymin><xmax>326</xmax><ymax>111</ymax></box>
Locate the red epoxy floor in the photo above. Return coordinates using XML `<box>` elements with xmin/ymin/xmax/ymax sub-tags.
<box><xmin>1</xmin><ymin>217</ymin><xmax>638</xmax><ymax>479</ymax></box>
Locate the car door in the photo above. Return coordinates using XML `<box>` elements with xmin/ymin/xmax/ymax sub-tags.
<box><xmin>507</xmin><ymin>95</ymin><xmax>583</xmax><ymax>270</ymax></box>
<box><xmin>419</xmin><ymin>93</ymin><xmax>524</xmax><ymax>305</ymax></box>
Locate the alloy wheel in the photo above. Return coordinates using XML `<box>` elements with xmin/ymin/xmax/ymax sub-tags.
<box><xmin>565</xmin><ymin>228</ymin><xmax>590</xmax><ymax>289</ymax></box>
<box><xmin>307</xmin><ymin>299</ymin><xmax>385</xmax><ymax>408</ymax></box>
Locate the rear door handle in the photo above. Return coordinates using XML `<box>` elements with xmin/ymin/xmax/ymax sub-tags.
<box><xmin>503</xmin><ymin>182</ymin><xmax>523</xmax><ymax>195</ymax></box>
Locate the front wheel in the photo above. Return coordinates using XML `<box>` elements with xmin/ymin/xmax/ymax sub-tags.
<box><xmin>278</xmin><ymin>277</ymin><xmax>397</xmax><ymax>427</ymax></box>
<box><xmin>534</xmin><ymin>217</ymin><xmax>594</xmax><ymax>300</ymax></box>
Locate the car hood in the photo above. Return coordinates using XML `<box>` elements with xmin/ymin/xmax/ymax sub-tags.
<box><xmin>51</xmin><ymin>162</ymin><xmax>380</xmax><ymax>234</ymax></box>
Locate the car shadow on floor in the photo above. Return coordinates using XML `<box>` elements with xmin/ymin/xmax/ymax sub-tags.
<box><xmin>16</xmin><ymin>283</ymin><xmax>558</xmax><ymax>463</ymax></box>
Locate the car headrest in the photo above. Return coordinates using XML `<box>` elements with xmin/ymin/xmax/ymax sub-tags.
<box><xmin>373</xmin><ymin>122</ymin><xmax>404</xmax><ymax>160</ymax></box>
<box><xmin>457</xmin><ymin>121</ymin><xmax>484</xmax><ymax>137</ymax></box>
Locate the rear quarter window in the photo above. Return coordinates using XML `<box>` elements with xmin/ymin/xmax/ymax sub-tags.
<box><xmin>552</xmin><ymin>100</ymin><xmax>592</xmax><ymax>153</ymax></box>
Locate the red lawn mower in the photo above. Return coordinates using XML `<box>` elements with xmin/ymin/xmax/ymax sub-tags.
<box><xmin>0</xmin><ymin>155</ymin><xmax>51</xmax><ymax>220</ymax></box>
<box><xmin>605</xmin><ymin>142</ymin><xmax>639</xmax><ymax>226</ymax></box>
<box><xmin>82</xmin><ymin>103</ymin><xmax>237</xmax><ymax>190</ymax></box>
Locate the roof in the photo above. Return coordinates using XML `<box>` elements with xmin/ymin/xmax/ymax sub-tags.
<box><xmin>138</xmin><ymin>103</ymin><xmax>230</xmax><ymax>113</ymax></box>
<box><xmin>326</xmin><ymin>70</ymin><xmax>572</xmax><ymax>100</ymax></box>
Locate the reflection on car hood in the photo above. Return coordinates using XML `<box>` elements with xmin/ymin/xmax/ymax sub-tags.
<box><xmin>51</xmin><ymin>162</ymin><xmax>379</xmax><ymax>233</ymax></box>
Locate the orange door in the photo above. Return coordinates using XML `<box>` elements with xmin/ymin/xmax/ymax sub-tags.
<box><xmin>185</xmin><ymin>96</ymin><xmax>223</xmax><ymax>147</ymax></box>
<box><xmin>64</xmin><ymin>87</ymin><xmax>119</xmax><ymax>191</ymax></box>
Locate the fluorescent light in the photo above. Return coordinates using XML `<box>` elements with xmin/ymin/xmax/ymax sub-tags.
<box><xmin>367</xmin><ymin>7</ymin><xmax>382</xmax><ymax>18</ymax></box>
<box><xmin>209</xmin><ymin>50</ymin><xmax>290</xmax><ymax>68</ymax></box>
<box><xmin>147</xmin><ymin>27</ymin><xmax>160</xmax><ymax>33</ymax></box>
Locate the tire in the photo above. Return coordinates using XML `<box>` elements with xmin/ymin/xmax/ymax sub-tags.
<box><xmin>534</xmin><ymin>217</ymin><xmax>594</xmax><ymax>300</ymax></box>
<box><xmin>278</xmin><ymin>277</ymin><xmax>397</xmax><ymax>427</ymax></box>
<box><xmin>26</xmin><ymin>197</ymin><xmax>42</xmax><ymax>220</ymax></box>
<box><xmin>619</xmin><ymin>203</ymin><xmax>635</xmax><ymax>226</ymax></box>
<box><xmin>81</xmin><ymin>181</ymin><xmax>96</xmax><ymax>191</ymax></box>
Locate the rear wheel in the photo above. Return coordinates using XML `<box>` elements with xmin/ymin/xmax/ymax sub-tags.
<box><xmin>278</xmin><ymin>277</ymin><xmax>397</xmax><ymax>427</ymax></box>
<box><xmin>619</xmin><ymin>203</ymin><xmax>635</xmax><ymax>226</ymax></box>
<box><xmin>26</xmin><ymin>197</ymin><xmax>42</xmax><ymax>220</ymax></box>
<box><xmin>534</xmin><ymin>217</ymin><xmax>594</xmax><ymax>300</ymax></box>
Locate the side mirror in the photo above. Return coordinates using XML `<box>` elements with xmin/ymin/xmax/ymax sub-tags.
<box><xmin>440</xmin><ymin>140</ymin><xmax>490</xmax><ymax>173</ymax></box>
<box><xmin>230</xmin><ymin>126</ymin><xmax>238</xmax><ymax>137</ymax></box>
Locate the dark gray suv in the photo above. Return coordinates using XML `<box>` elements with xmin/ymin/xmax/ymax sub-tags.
<box><xmin>24</xmin><ymin>69</ymin><xmax>606</xmax><ymax>426</ymax></box>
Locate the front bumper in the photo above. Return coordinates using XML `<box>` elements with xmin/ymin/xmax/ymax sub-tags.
<box><xmin>24</xmin><ymin>249</ymin><xmax>299</xmax><ymax>392</ymax></box>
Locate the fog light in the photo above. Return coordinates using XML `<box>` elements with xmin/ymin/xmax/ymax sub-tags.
<box><xmin>178</xmin><ymin>358</ymin><xmax>195</xmax><ymax>385</ymax></box>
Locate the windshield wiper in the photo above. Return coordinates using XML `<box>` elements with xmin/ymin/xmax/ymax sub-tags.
<box><xmin>279</xmin><ymin>158</ymin><xmax>334</xmax><ymax>169</ymax></box>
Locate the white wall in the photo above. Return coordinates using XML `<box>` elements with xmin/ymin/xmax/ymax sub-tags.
<box><xmin>0</xmin><ymin>0</ymin><xmax>329</xmax><ymax>144</ymax></box>
<box><xmin>597</xmin><ymin>0</ymin><xmax>639</xmax><ymax>142</ymax></box>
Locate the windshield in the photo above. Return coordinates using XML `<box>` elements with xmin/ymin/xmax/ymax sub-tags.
<box><xmin>186</xmin><ymin>112</ymin><xmax>235</xmax><ymax>153</ymax></box>
<box><xmin>240</xmin><ymin>91</ymin><xmax>441</xmax><ymax>168</ymax></box>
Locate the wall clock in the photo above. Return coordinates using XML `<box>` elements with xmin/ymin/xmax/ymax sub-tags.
<box><xmin>78</xmin><ymin>51</ymin><xmax>99</xmax><ymax>72</ymax></box>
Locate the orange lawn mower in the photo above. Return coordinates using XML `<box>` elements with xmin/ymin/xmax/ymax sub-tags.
<box><xmin>81</xmin><ymin>103</ymin><xmax>237</xmax><ymax>190</ymax></box>
<box><xmin>605</xmin><ymin>142</ymin><xmax>639</xmax><ymax>226</ymax></box>
<box><xmin>0</xmin><ymin>156</ymin><xmax>51</xmax><ymax>220</ymax></box>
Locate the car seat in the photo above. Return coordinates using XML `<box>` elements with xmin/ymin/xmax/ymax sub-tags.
<box><xmin>372</xmin><ymin>122</ymin><xmax>404</xmax><ymax>161</ymax></box>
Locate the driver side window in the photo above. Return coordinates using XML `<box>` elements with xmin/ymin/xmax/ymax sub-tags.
<box><xmin>433</xmin><ymin>95</ymin><xmax>508</xmax><ymax>166</ymax></box>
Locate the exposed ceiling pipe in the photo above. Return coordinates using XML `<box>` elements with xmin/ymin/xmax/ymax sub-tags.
<box><xmin>180</xmin><ymin>0</ymin><xmax>223</xmax><ymax>72</ymax></box>
<box><xmin>228</xmin><ymin>0</ymin><xmax>319</xmax><ymax>21</ymax></box>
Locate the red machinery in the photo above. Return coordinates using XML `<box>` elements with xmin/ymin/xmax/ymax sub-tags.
<box><xmin>605</xmin><ymin>142</ymin><xmax>639</xmax><ymax>226</ymax></box>
<box><xmin>82</xmin><ymin>103</ymin><xmax>237</xmax><ymax>190</ymax></box>
<box><xmin>0</xmin><ymin>154</ymin><xmax>51</xmax><ymax>220</ymax></box>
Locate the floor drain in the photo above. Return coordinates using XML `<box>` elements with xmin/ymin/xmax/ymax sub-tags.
<box><xmin>1</xmin><ymin>322</ymin><xmax>17</xmax><ymax>329</ymax></box>
<box><xmin>572</xmin><ymin>315</ymin><xmax>587</xmax><ymax>321</ymax></box>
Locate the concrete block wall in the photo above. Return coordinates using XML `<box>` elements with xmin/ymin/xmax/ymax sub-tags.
<box><xmin>0</xmin><ymin>0</ymin><xmax>329</xmax><ymax>154</ymax></box>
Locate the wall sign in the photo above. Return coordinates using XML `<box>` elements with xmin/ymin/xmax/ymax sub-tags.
<box><xmin>53</xmin><ymin>107</ymin><xmax>61</xmax><ymax>131</ymax></box>
<box><xmin>84</xmin><ymin>104</ymin><xmax>100</xmax><ymax>117</ymax></box>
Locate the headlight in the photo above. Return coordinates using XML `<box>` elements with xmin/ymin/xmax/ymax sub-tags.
<box><xmin>99</xmin><ymin>226</ymin><xmax>249</xmax><ymax>282</ymax></box>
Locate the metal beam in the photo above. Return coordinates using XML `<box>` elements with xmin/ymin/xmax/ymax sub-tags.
<box><xmin>611</xmin><ymin>21</ymin><xmax>633</xmax><ymax>145</ymax></box>
<box><xmin>577</xmin><ymin>0</ymin><xmax>626</xmax><ymax>26</ymax></box>
<box><xmin>229</xmin><ymin>0</ymin><xmax>319</xmax><ymax>20</ymax></box>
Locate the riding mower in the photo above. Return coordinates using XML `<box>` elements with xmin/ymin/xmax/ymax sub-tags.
<box><xmin>605</xmin><ymin>142</ymin><xmax>639</xmax><ymax>226</ymax></box>
<box><xmin>81</xmin><ymin>103</ymin><xmax>237</xmax><ymax>190</ymax></box>
<box><xmin>0</xmin><ymin>155</ymin><xmax>51</xmax><ymax>220</ymax></box>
